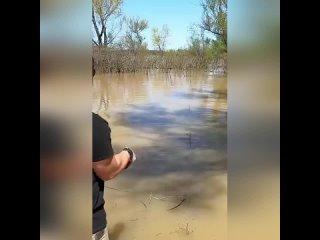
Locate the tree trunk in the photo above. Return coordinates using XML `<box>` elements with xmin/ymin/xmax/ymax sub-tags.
<box><xmin>92</xmin><ymin>8</ymin><xmax>102</xmax><ymax>45</ymax></box>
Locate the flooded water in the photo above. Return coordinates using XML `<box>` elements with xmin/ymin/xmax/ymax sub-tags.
<box><xmin>93</xmin><ymin>70</ymin><xmax>227</xmax><ymax>240</ymax></box>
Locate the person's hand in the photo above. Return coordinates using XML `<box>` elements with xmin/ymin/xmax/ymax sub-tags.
<box><xmin>123</xmin><ymin>147</ymin><xmax>136</xmax><ymax>169</ymax></box>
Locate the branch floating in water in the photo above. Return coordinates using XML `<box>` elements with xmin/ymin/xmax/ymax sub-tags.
<box><xmin>168</xmin><ymin>198</ymin><xmax>186</xmax><ymax>210</ymax></box>
<box><xmin>106</xmin><ymin>186</ymin><xmax>130</xmax><ymax>193</ymax></box>
<box><xmin>106</xmin><ymin>186</ymin><xmax>187</xmax><ymax>210</ymax></box>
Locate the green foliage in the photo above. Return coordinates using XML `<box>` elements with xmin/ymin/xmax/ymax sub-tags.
<box><xmin>92</xmin><ymin>0</ymin><xmax>124</xmax><ymax>46</ymax></box>
<box><xmin>151</xmin><ymin>25</ymin><xmax>170</xmax><ymax>52</ymax></box>
<box><xmin>124</xmin><ymin>17</ymin><xmax>148</xmax><ymax>50</ymax></box>
<box><xmin>200</xmin><ymin>0</ymin><xmax>227</xmax><ymax>50</ymax></box>
<box><xmin>151</xmin><ymin>28</ymin><xmax>161</xmax><ymax>51</ymax></box>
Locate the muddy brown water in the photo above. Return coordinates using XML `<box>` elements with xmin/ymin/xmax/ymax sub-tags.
<box><xmin>93</xmin><ymin>70</ymin><xmax>227</xmax><ymax>240</ymax></box>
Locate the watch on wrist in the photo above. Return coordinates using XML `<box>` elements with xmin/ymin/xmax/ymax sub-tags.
<box><xmin>123</xmin><ymin>147</ymin><xmax>133</xmax><ymax>169</ymax></box>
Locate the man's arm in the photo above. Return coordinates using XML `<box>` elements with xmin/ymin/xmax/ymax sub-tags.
<box><xmin>93</xmin><ymin>150</ymin><xmax>131</xmax><ymax>181</ymax></box>
<box><xmin>92</xmin><ymin>113</ymin><xmax>134</xmax><ymax>181</ymax></box>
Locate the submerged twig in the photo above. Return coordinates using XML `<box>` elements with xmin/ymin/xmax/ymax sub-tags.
<box><xmin>148</xmin><ymin>193</ymin><xmax>152</xmax><ymax>204</ymax></box>
<box><xmin>105</xmin><ymin>186</ymin><xmax>130</xmax><ymax>193</ymax></box>
<box><xmin>150</xmin><ymin>195</ymin><xmax>178</xmax><ymax>202</ymax></box>
<box><xmin>106</xmin><ymin>186</ymin><xmax>187</xmax><ymax>210</ymax></box>
<box><xmin>139</xmin><ymin>200</ymin><xmax>147</xmax><ymax>208</ymax></box>
<box><xmin>168</xmin><ymin>198</ymin><xmax>186</xmax><ymax>210</ymax></box>
<box><xmin>179</xmin><ymin>223</ymin><xmax>192</xmax><ymax>235</ymax></box>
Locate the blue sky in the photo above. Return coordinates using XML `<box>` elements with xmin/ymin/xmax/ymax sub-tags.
<box><xmin>41</xmin><ymin>0</ymin><xmax>203</xmax><ymax>49</ymax></box>
<box><xmin>122</xmin><ymin>0</ymin><xmax>203</xmax><ymax>49</ymax></box>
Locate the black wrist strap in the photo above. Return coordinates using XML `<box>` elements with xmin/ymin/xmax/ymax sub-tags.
<box><xmin>123</xmin><ymin>147</ymin><xmax>133</xmax><ymax>166</ymax></box>
<box><xmin>123</xmin><ymin>147</ymin><xmax>133</xmax><ymax>161</ymax></box>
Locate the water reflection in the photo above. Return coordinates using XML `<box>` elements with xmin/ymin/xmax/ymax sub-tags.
<box><xmin>93</xmin><ymin>70</ymin><xmax>227</xmax><ymax>240</ymax></box>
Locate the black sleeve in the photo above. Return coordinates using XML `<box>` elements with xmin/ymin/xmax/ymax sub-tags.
<box><xmin>92</xmin><ymin>113</ymin><xmax>114</xmax><ymax>162</ymax></box>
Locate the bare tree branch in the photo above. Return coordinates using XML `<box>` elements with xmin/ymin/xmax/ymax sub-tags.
<box><xmin>92</xmin><ymin>6</ymin><xmax>102</xmax><ymax>45</ymax></box>
<box><xmin>92</xmin><ymin>39</ymin><xmax>99</xmax><ymax>46</ymax></box>
<box><xmin>92</xmin><ymin>0</ymin><xmax>124</xmax><ymax>46</ymax></box>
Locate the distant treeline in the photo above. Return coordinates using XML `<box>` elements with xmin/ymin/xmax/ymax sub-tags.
<box><xmin>93</xmin><ymin>47</ymin><xmax>226</xmax><ymax>73</ymax></box>
<box><xmin>92</xmin><ymin>0</ymin><xmax>227</xmax><ymax>74</ymax></box>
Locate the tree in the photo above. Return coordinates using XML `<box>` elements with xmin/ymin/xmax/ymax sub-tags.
<box><xmin>151</xmin><ymin>25</ymin><xmax>170</xmax><ymax>52</ymax></box>
<box><xmin>188</xmin><ymin>26</ymin><xmax>203</xmax><ymax>56</ymax></box>
<box><xmin>188</xmin><ymin>24</ymin><xmax>213</xmax><ymax>57</ymax></box>
<box><xmin>92</xmin><ymin>0</ymin><xmax>124</xmax><ymax>46</ymax></box>
<box><xmin>199</xmin><ymin>0</ymin><xmax>227</xmax><ymax>49</ymax></box>
<box><xmin>124</xmin><ymin>17</ymin><xmax>148</xmax><ymax>51</ymax></box>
